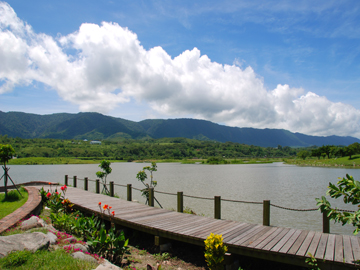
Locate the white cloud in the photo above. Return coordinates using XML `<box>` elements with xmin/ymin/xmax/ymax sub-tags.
<box><xmin>1</xmin><ymin>1</ymin><xmax>360</xmax><ymax>138</ymax></box>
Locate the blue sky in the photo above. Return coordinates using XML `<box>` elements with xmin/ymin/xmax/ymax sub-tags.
<box><xmin>1</xmin><ymin>0</ymin><xmax>360</xmax><ymax>138</ymax></box>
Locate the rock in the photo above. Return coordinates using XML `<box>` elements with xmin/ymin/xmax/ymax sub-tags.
<box><xmin>64</xmin><ymin>236</ymin><xmax>77</xmax><ymax>243</ymax></box>
<box><xmin>68</xmin><ymin>243</ymin><xmax>89</xmax><ymax>253</ymax></box>
<box><xmin>0</xmin><ymin>232</ymin><xmax>49</xmax><ymax>258</ymax></box>
<box><xmin>21</xmin><ymin>216</ymin><xmax>40</xmax><ymax>230</ymax></box>
<box><xmin>46</xmin><ymin>232</ymin><xmax>58</xmax><ymax>245</ymax></box>
<box><xmin>21</xmin><ymin>216</ymin><xmax>47</xmax><ymax>230</ymax></box>
<box><xmin>72</xmin><ymin>251</ymin><xmax>97</xmax><ymax>264</ymax></box>
<box><xmin>95</xmin><ymin>259</ymin><xmax>122</xmax><ymax>270</ymax></box>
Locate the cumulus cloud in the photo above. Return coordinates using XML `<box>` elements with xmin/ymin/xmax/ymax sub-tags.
<box><xmin>1</xmin><ymin>2</ymin><xmax>360</xmax><ymax>138</ymax></box>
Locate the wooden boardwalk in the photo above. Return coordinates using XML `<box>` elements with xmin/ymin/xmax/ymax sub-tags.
<box><xmin>43</xmin><ymin>186</ymin><xmax>360</xmax><ymax>269</ymax></box>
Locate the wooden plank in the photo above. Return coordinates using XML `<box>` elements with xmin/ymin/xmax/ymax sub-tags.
<box><xmin>169</xmin><ymin>217</ymin><xmax>216</xmax><ymax>233</ymax></box>
<box><xmin>197</xmin><ymin>220</ymin><xmax>236</xmax><ymax>238</ymax></box>
<box><xmin>343</xmin><ymin>235</ymin><xmax>354</xmax><ymax>264</ymax></box>
<box><xmin>279</xmin><ymin>229</ymin><xmax>302</xmax><ymax>254</ymax></box>
<box><xmin>314</xmin><ymin>233</ymin><xmax>328</xmax><ymax>260</ymax></box>
<box><xmin>130</xmin><ymin>211</ymin><xmax>178</xmax><ymax>223</ymax></box>
<box><xmin>140</xmin><ymin>213</ymin><xmax>199</xmax><ymax>227</ymax></box>
<box><xmin>233</xmin><ymin>226</ymin><xmax>270</xmax><ymax>246</ymax></box>
<box><xmin>288</xmin><ymin>230</ymin><xmax>309</xmax><ymax>255</ymax></box>
<box><xmin>177</xmin><ymin>219</ymin><xmax>221</xmax><ymax>236</ymax></box>
<box><xmin>237</xmin><ymin>226</ymin><xmax>273</xmax><ymax>247</ymax></box>
<box><xmin>196</xmin><ymin>221</ymin><xmax>238</xmax><ymax>239</ymax></box>
<box><xmin>324</xmin><ymin>234</ymin><xmax>335</xmax><ymax>261</ymax></box>
<box><xmin>187</xmin><ymin>220</ymin><xmax>227</xmax><ymax>237</ymax></box>
<box><xmin>223</xmin><ymin>224</ymin><xmax>255</xmax><ymax>243</ymax></box>
<box><xmin>305</xmin><ymin>231</ymin><xmax>322</xmax><ymax>257</ymax></box>
<box><xmin>247</xmin><ymin>226</ymin><xmax>280</xmax><ymax>248</ymax></box>
<box><xmin>334</xmin><ymin>235</ymin><xmax>344</xmax><ymax>263</ymax></box>
<box><xmin>350</xmin><ymin>235</ymin><xmax>360</xmax><ymax>262</ymax></box>
<box><xmin>221</xmin><ymin>223</ymin><xmax>249</xmax><ymax>239</ymax></box>
<box><xmin>270</xmin><ymin>228</ymin><xmax>296</xmax><ymax>252</ymax></box>
<box><xmin>227</xmin><ymin>225</ymin><xmax>263</xmax><ymax>245</ymax></box>
<box><xmin>296</xmin><ymin>231</ymin><xmax>315</xmax><ymax>257</ymax></box>
<box><xmin>262</xmin><ymin>228</ymin><xmax>290</xmax><ymax>251</ymax></box>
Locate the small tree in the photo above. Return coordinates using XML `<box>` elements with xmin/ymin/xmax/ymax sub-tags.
<box><xmin>96</xmin><ymin>160</ymin><xmax>112</xmax><ymax>195</ymax></box>
<box><xmin>136</xmin><ymin>162</ymin><xmax>162</xmax><ymax>207</ymax></box>
<box><xmin>0</xmin><ymin>144</ymin><xmax>16</xmax><ymax>199</ymax></box>
<box><xmin>316</xmin><ymin>174</ymin><xmax>360</xmax><ymax>235</ymax></box>
<box><xmin>297</xmin><ymin>150</ymin><xmax>310</xmax><ymax>160</ymax></box>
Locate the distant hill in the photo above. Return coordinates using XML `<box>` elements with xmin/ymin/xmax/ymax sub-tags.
<box><xmin>0</xmin><ymin>111</ymin><xmax>359</xmax><ymax>147</ymax></box>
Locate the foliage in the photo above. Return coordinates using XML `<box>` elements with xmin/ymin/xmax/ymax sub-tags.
<box><xmin>0</xmin><ymin>187</ymin><xmax>28</xmax><ymax>219</ymax></box>
<box><xmin>0</xmin><ymin>248</ymin><xmax>98</xmax><ymax>270</ymax></box>
<box><xmin>136</xmin><ymin>162</ymin><xmax>158</xmax><ymax>202</ymax></box>
<box><xmin>0</xmin><ymin>143</ymin><xmax>15</xmax><ymax>166</ymax></box>
<box><xmin>297</xmin><ymin>150</ymin><xmax>310</xmax><ymax>160</ymax></box>
<box><xmin>40</xmin><ymin>184</ymin><xmax>74</xmax><ymax>213</ymax></box>
<box><xmin>96</xmin><ymin>160</ymin><xmax>112</xmax><ymax>194</ymax></box>
<box><xmin>316</xmin><ymin>174</ymin><xmax>360</xmax><ymax>235</ymax></box>
<box><xmin>305</xmin><ymin>253</ymin><xmax>321</xmax><ymax>270</ymax></box>
<box><xmin>204</xmin><ymin>233</ymin><xmax>228</xmax><ymax>270</ymax></box>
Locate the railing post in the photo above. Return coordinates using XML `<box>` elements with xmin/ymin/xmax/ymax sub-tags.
<box><xmin>149</xmin><ymin>187</ymin><xmax>154</xmax><ymax>207</ymax></box>
<box><xmin>177</xmin><ymin>191</ymin><xmax>183</xmax><ymax>213</ymax></box>
<box><xmin>263</xmin><ymin>200</ymin><xmax>270</xmax><ymax>226</ymax></box>
<box><xmin>73</xmin><ymin>176</ymin><xmax>77</xmax><ymax>188</ymax></box>
<box><xmin>127</xmin><ymin>184</ymin><xmax>132</xmax><ymax>201</ymax></box>
<box><xmin>215</xmin><ymin>196</ymin><xmax>221</xmax><ymax>219</ymax></box>
<box><xmin>84</xmin><ymin>177</ymin><xmax>88</xmax><ymax>191</ymax></box>
<box><xmin>323</xmin><ymin>210</ymin><xmax>330</xmax><ymax>233</ymax></box>
<box><xmin>96</xmin><ymin>179</ymin><xmax>100</xmax><ymax>194</ymax></box>
<box><xmin>65</xmin><ymin>175</ymin><xmax>68</xmax><ymax>186</ymax></box>
<box><xmin>110</xmin><ymin>181</ymin><xmax>114</xmax><ymax>197</ymax></box>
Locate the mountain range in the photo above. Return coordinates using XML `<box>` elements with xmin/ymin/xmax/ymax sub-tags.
<box><xmin>1</xmin><ymin>111</ymin><xmax>359</xmax><ymax>147</ymax></box>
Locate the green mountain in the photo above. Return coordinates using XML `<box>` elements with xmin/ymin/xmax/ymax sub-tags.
<box><xmin>0</xmin><ymin>111</ymin><xmax>359</xmax><ymax>147</ymax></box>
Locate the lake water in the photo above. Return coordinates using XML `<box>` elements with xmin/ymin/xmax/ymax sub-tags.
<box><xmin>5</xmin><ymin>162</ymin><xmax>360</xmax><ymax>235</ymax></box>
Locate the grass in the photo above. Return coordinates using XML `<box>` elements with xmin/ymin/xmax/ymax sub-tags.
<box><xmin>0</xmin><ymin>188</ymin><xmax>28</xmax><ymax>219</ymax></box>
<box><xmin>284</xmin><ymin>155</ymin><xmax>360</xmax><ymax>168</ymax></box>
<box><xmin>0</xmin><ymin>248</ymin><xmax>98</xmax><ymax>270</ymax></box>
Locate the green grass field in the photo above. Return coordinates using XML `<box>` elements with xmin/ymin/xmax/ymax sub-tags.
<box><xmin>0</xmin><ymin>188</ymin><xmax>28</xmax><ymax>219</ymax></box>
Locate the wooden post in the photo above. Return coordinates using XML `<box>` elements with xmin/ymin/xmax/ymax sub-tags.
<box><xmin>263</xmin><ymin>200</ymin><xmax>270</xmax><ymax>226</ymax></box>
<box><xmin>84</xmin><ymin>177</ymin><xmax>88</xmax><ymax>191</ymax></box>
<box><xmin>177</xmin><ymin>191</ymin><xmax>183</xmax><ymax>213</ymax></box>
<box><xmin>149</xmin><ymin>187</ymin><xmax>154</xmax><ymax>207</ymax></box>
<box><xmin>214</xmin><ymin>196</ymin><xmax>221</xmax><ymax>219</ymax></box>
<box><xmin>64</xmin><ymin>175</ymin><xmax>68</xmax><ymax>186</ymax></box>
<box><xmin>73</xmin><ymin>176</ymin><xmax>77</xmax><ymax>188</ymax></box>
<box><xmin>110</xmin><ymin>181</ymin><xmax>114</xmax><ymax>197</ymax></box>
<box><xmin>96</xmin><ymin>179</ymin><xmax>100</xmax><ymax>194</ymax></box>
<box><xmin>323</xmin><ymin>210</ymin><xmax>330</xmax><ymax>233</ymax></box>
<box><xmin>127</xmin><ymin>184</ymin><xmax>132</xmax><ymax>201</ymax></box>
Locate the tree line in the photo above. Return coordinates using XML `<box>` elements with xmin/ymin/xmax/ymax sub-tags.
<box><xmin>0</xmin><ymin>135</ymin><xmax>303</xmax><ymax>160</ymax></box>
<box><xmin>297</xmin><ymin>143</ymin><xmax>360</xmax><ymax>160</ymax></box>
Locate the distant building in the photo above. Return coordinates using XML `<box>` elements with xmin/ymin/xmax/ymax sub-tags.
<box><xmin>90</xmin><ymin>141</ymin><xmax>101</xmax><ymax>145</ymax></box>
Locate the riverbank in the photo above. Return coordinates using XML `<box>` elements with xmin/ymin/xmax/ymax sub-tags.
<box><xmin>8</xmin><ymin>156</ymin><xmax>283</xmax><ymax>165</ymax></box>
<box><xmin>284</xmin><ymin>155</ymin><xmax>360</xmax><ymax>168</ymax></box>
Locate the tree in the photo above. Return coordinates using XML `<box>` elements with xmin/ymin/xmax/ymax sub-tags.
<box><xmin>136</xmin><ymin>162</ymin><xmax>162</xmax><ymax>207</ymax></box>
<box><xmin>316</xmin><ymin>174</ymin><xmax>360</xmax><ymax>235</ymax></box>
<box><xmin>0</xmin><ymin>144</ymin><xmax>16</xmax><ymax>199</ymax></box>
<box><xmin>297</xmin><ymin>150</ymin><xmax>310</xmax><ymax>160</ymax></box>
<box><xmin>96</xmin><ymin>160</ymin><xmax>112</xmax><ymax>195</ymax></box>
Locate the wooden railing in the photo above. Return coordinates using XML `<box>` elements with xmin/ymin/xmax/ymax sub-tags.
<box><xmin>65</xmin><ymin>175</ymin><xmax>336</xmax><ymax>233</ymax></box>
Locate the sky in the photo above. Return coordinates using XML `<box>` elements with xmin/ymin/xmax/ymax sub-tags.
<box><xmin>1</xmin><ymin>1</ymin><xmax>360</xmax><ymax>138</ymax></box>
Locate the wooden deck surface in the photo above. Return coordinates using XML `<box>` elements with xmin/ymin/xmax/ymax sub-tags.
<box><xmin>40</xmin><ymin>186</ymin><xmax>360</xmax><ymax>269</ymax></box>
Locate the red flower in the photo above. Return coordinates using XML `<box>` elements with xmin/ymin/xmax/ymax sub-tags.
<box><xmin>103</xmin><ymin>204</ymin><xmax>108</xmax><ymax>210</ymax></box>
<box><xmin>60</xmin><ymin>185</ymin><xmax>67</xmax><ymax>191</ymax></box>
<box><xmin>46</xmin><ymin>192</ymin><xmax>51</xmax><ymax>198</ymax></box>
<box><xmin>109</xmin><ymin>206</ymin><xmax>112</xmax><ymax>210</ymax></box>
<box><xmin>56</xmin><ymin>192</ymin><xmax>59</xmax><ymax>195</ymax></box>
<box><xmin>98</xmin><ymin>202</ymin><xmax>101</xmax><ymax>206</ymax></box>
<box><xmin>111</xmin><ymin>211</ymin><xmax>115</xmax><ymax>216</ymax></box>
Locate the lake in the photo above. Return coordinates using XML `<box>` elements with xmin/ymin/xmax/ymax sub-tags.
<box><xmin>5</xmin><ymin>162</ymin><xmax>360</xmax><ymax>235</ymax></box>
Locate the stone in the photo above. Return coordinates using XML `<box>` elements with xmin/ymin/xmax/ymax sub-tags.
<box><xmin>21</xmin><ymin>216</ymin><xmax>40</xmax><ymax>230</ymax></box>
<box><xmin>0</xmin><ymin>232</ymin><xmax>49</xmax><ymax>258</ymax></box>
<box><xmin>72</xmin><ymin>251</ymin><xmax>97</xmax><ymax>264</ymax></box>
<box><xmin>68</xmin><ymin>243</ymin><xmax>89</xmax><ymax>253</ymax></box>
<box><xmin>95</xmin><ymin>259</ymin><xmax>123</xmax><ymax>270</ymax></box>
<box><xmin>46</xmin><ymin>232</ymin><xmax>58</xmax><ymax>245</ymax></box>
